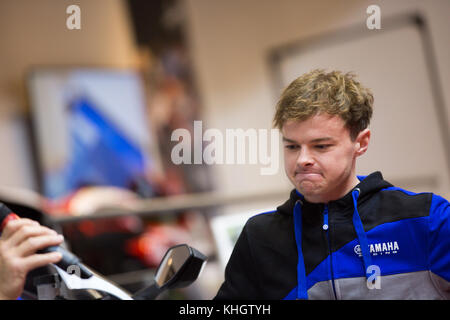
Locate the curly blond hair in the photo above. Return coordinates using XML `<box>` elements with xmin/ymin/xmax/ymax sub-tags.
<box><xmin>273</xmin><ymin>69</ymin><xmax>374</xmax><ymax>140</ymax></box>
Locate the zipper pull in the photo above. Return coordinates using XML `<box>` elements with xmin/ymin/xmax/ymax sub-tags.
<box><xmin>323</xmin><ymin>205</ymin><xmax>329</xmax><ymax>231</ymax></box>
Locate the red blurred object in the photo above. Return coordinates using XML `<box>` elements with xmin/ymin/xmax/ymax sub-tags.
<box><xmin>125</xmin><ymin>221</ymin><xmax>191</xmax><ymax>268</ymax></box>
<box><xmin>0</xmin><ymin>212</ymin><xmax>19</xmax><ymax>231</ymax></box>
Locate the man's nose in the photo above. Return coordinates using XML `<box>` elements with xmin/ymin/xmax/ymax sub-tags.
<box><xmin>296</xmin><ymin>147</ymin><xmax>314</xmax><ymax>167</ymax></box>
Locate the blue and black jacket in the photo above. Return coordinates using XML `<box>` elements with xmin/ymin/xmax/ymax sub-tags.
<box><xmin>215</xmin><ymin>171</ymin><xmax>450</xmax><ymax>299</ymax></box>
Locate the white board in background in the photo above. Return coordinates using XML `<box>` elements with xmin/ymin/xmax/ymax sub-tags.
<box><xmin>210</xmin><ymin>208</ymin><xmax>275</xmax><ymax>269</ymax></box>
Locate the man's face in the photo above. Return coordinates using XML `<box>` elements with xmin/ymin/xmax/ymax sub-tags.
<box><xmin>282</xmin><ymin>113</ymin><xmax>369</xmax><ymax>203</ymax></box>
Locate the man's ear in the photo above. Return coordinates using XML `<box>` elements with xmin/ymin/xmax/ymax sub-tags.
<box><xmin>355</xmin><ymin>128</ymin><xmax>370</xmax><ymax>157</ymax></box>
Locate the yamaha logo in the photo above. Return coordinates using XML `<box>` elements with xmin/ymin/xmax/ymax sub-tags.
<box><xmin>354</xmin><ymin>241</ymin><xmax>399</xmax><ymax>257</ymax></box>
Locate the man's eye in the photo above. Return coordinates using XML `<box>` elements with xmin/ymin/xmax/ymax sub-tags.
<box><xmin>315</xmin><ymin>144</ymin><xmax>331</xmax><ymax>149</ymax></box>
<box><xmin>285</xmin><ymin>145</ymin><xmax>299</xmax><ymax>150</ymax></box>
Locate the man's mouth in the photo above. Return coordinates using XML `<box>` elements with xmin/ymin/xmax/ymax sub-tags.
<box><xmin>295</xmin><ymin>171</ymin><xmax>321</xmax><ymax>177</ymax></box>
<box><xmin>294</xmin><ymin>172</ymin><xmax>322</xmax><ymax>182</ymax></box>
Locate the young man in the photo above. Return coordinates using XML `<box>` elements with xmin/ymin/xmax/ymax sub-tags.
<box><xmin>215</xmin><ymin>69</ymin><xmax>450</xmax><ymax>300</ymax></box>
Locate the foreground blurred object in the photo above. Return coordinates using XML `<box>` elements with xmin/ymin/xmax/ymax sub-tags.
<box><xmin>132</xmin><ymin>244</ymin><xmax>207</xmax><ymax>300</ymax></box>
<box><xmin>0</xmin><ymin>184</ymin><xmax>215</xmax><ymax>295</ymax></box>
<box><xmin>33</xmin><ymin>243</ymin><xmax>207</xmax><ymax>300</ymax></box>
<box><xmin>0</xmin><ymin>185</ymin><xmax>146</xmax><ymax>282</ymax></box>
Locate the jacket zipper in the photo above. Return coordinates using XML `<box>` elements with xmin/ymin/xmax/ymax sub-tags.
<box><xmin>323</xmin><ymin>205</ymin><xmax>337</xmax><ymax>299</ymax></box>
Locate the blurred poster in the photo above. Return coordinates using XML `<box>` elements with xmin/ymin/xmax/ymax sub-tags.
<box><xmin>27</xmin><ymin>68</ymin><xmax>160</xmax><ymax>199</ymax></box>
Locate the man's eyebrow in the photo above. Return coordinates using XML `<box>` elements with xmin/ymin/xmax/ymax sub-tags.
<box><xmin>309</xmin><ymin>137</ymin><xmax>335</xmax><ymax>143</ymax></box>
<box><xmin>282</xmin><ymin>137</ymin><xmax>297</xmax><ymax>143</ymax></box>
<box><xmin>282</xmin><ymin>136</ymin><xmax>335</xmax><ymax>144</ymax></box>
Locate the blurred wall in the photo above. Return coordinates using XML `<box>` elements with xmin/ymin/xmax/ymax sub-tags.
<box><xmin>0</xmin><ymin>0</ymin><xmax>139</xmax><ymax>190</ymax></box>
<box><xmin>0</xmin><ymin>0</ymin><xmax>449</xmax><ymax>202</ymax></box>
<box><xmin>185</xmin><ymin>0</ymin><xmax>450</xmax><ymax>203</ymax></box>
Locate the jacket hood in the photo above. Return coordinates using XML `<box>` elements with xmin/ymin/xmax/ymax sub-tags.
<box><xmin>277</xmin><ymin>171</ymin><xmax>393</xmax><ymax>217</ymax></box>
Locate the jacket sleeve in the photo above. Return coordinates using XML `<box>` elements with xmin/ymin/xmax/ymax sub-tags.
<box><xmin>428</xmin><ymin>194</ymin><xmax>450</xmax><ymax>298</ymax></box>
<box><xmin>214</xmin><ymin>221</ymin><xmax>261</xmax><ymax>300</ymax></box>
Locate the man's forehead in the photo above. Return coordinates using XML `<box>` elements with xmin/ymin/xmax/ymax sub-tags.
<box><xmin>281</xmin><ymin>115</ymin><xmax>349</xmax><ymax>142</ymax></box>
<box><xmin>282</xmin><ymin>113</ymin><xmax>345</xmax><ymax>126</ymax></box>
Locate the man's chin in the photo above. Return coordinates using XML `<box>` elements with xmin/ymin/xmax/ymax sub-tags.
<box><xmin>297</xmin><ymin>180</ymin><xmax>319</xmax><ymax>192</ymax></box>
<box><xmin>301</xmin><ymin>193</ymin><xmax>324</xmax><ymax>203</ymax></box>
<box><xmin>296</xmin><ymin>187</ymin><xmax>320</xmax><ymax>201</ymax></box>
<box><xmin>296</xmin><ymin>181</ymin><xmax>332</xmax><ymax>202</ymax></box>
